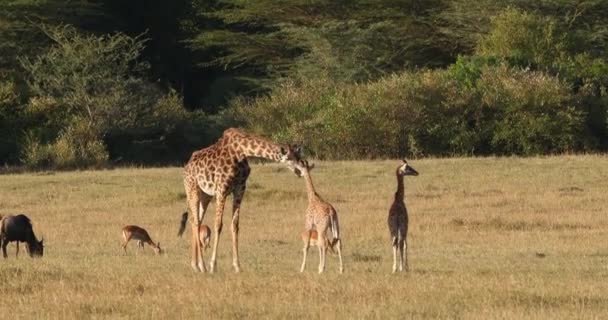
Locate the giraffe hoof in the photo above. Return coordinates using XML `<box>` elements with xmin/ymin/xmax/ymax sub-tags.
<box><xmin>191</xmin><ymin>262</ymin><xmax>202</xmax><ymax>272</ymax></box>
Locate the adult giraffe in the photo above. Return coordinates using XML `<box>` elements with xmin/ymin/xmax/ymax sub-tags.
<box><xmin>183</xmin><ymin>128</ymin><xmax>303</xmax><ymax>273</ymax></box>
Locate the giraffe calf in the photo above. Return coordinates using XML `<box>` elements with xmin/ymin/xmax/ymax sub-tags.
<box><xmin>301</xmin><ymin>230</ymin><xmax>335</xmax><ymax>254</ymax></box>
<box><xmin>388</xmin><ymin>159</ymin><xmax>419</xmax><ymax>272</ymax></box>
<box><xmin>296</xmin><ymin>160</ymin><xmax>344</xmax><ymax>274</ymax></box>
<box><xmin>178</xmin><ymin>211</ymin><xmax>211</xmax><ymax>249</ymax></box>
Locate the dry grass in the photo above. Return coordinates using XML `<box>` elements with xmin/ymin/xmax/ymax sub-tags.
<box><xmin>1</xmin><ymin>155</ymin><xmax>608</xmax><ymax>319</ymax></box>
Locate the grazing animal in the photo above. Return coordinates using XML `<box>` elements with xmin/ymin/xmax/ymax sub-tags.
<box><xmin>121</xmin><ymin>225</ymin><xmax>162</xmax><ymax>255</ymax></box>
<box><xmin>0</xmin><ymin>214</ymin><xmax>44</xmax><ymax>258</ymax></box>
<box><xmin>183</xmin><ymin>128</ymin><xmax>303</xmax><ymax>273</ymax></box>
<box><xmin>178</xmin><ymin>211</ymin><xmax>211</xmax><ymax>251</ymax></box>
<box><xmin>296</xmin><ymin>160</ymin><xmax>343</xmax><ymax>274</ymax></box>
<box><xmin>301</xmin><ymin>229</ymin><xmax>335</xmax><ymax>255</ymax></box>
<box><xmin>388</xmin><ymin>159</ymin><xmax>419</xmax><ymax>272</ymax></box>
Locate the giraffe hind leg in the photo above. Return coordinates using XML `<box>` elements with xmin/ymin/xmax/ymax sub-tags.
<box><xmin>403</xmin><ymin>238</ymin><xmax>409</xmax><ymax>272</ymax></box>
<box><xmin>317</xmin><ymin>229</ymin><xmax>327</xmax><ymax>274</ymax></box>
<box><xmin>393</xmin><ymin>236</ymin><xmax>398</xmax><ymax>273</ymax></box>
<box><xmin>197</xmin><ymin>194</ymin><xmax>212</xmax><ymax>273</ymax></box>
<box><xmin>300</xmin><ymin>230</ymin><xmax>311</xmax><ymax>272</ymax></box>
<box><xmin>335</xmin><ymin>239</ymin><xmax>343</xmax><ymax>274</ymax></box>
<box><xmin>398</xmin><ymin>239</ymin><xmax>405</xmax><ymax>272</ymax></box>
<box><xmin>186</xmin><ymin>182</ymin><xmax>204</xmax><ymax>272</ymax></box>
<box><xmin>230</xmin><ymin>184</ymin><xmax>246</xmax><ymax>273</ymax></box>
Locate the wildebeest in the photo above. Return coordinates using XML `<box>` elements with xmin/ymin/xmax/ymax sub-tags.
<box><xmin>0</xmin><ymin>214</ymin><xmax>44</xmax><ymax>258</ymax></box>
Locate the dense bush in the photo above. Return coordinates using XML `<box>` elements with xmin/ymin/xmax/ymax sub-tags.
<box><xmin>0</xmin><ymin>79</ymin><xmax>24</xmax><ymax>164</ymax></box>
<box><xmin>232</xmin><ymin>63</ymin><xmax>585</xmax><ymax>158</ymax></box>
<box><xmin>475</xmin><ymin>8</ymin><xmax>608</xmax><ymax>150</ymax></box>
<box><xmin>15</xmin><ymin>25</ymin><xmax>219</xmax><ymax>169</ymax></box>
<box><xmin>2</xmin><ymin>4</ymin><xmax>607</xmax><ymax>167</ymax></box>
<box><xmin>476</xmin><ymin>8</ymin><xmax>568</xmax><ymax>68</ymax></box>
<box><xmin>21</xmin><ymin>120</ymin><xmax>108</xmax><ymax>169</ymax></box>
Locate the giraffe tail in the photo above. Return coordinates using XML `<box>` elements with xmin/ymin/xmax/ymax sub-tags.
<box><xmin>329</xmin><ymin>212</ymin><xmax>340</xmax><ymax>249</ymax></box>
<box><xmin>177</xmin><ymin>211</ymin><xmax>188</xmax><ymax>237</ymax></box>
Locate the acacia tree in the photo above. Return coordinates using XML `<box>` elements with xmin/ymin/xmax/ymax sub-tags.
<box><xmin>187</xmin><ymin>0</ymin><xmax>448</xmax><ymax>89</ymax></box>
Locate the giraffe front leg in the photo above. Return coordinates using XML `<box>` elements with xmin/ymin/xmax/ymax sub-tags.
<box><xmin>231</xmin><ymin>208</ymin><xmax>241</xmax><ymax>273</ymax></box>
<box><xmin>231</xmin><ymin>186</ymin><xmax>245</xmax><ymax>273</ymax></box>
<box><xmin>209</xmin><ymin>195</ymin><xmax>226</xmax><ymax>274</ymax></box>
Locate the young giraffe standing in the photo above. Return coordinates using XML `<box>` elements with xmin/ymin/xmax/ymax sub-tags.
<box><xmin>296</xmin><ymin>160</ymin><xmax>343</xmax><ymax>274</ymax></box>
<box><xmin>388</xmin><ymin>159</ymin><xmax>419</xmax><ymax>272</ymax></box>
<box><xmin>183</xmin><ymin>128</ymin><xmax>303</xmax><ymax>273</ymax></box>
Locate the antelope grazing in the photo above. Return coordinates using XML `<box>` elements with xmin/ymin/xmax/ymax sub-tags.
<box><xmin>121</xmin><ymin>225</ymin><xmax>162</xmax><ymax>255</ymax></box>
<box><xmin>178</xmin><ymin>211</ymin><xmax>211</xmax><ymax>271</ymax></box>
<box><xmin>388</xmin><ymin>159</ymin><xmax>419</xmax><ymax>272</ymax></box>
<box><xmin>0</xmin><ymin>214</ymin><xmax>44</xmax><ymax>258</ymax></box>
<box><xmin>301</xmin><ymin>229</ymin><xmax>336</xmax><ymax>254</ymax></box>
<box><xmin>295</xmin><ymin>160</ymin><xmax>343</xmax><ymax>274</ymax></box>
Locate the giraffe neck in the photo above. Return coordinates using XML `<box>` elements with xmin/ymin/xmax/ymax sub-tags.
<box><xmin>303</xmin><ymin>172</ymin><xmax>319</xmax><ymax>203</ymax></box>
<box><xmin>229</xmin><ymin>133</ymin><xmax>285</xmax><ymax>162</ymax></box>
<box><xmin>395</xmin><ymin>170</ymin><xmax>404</xmax><ymax>201</ymax></box>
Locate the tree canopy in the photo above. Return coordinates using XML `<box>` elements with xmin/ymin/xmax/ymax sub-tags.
<box><xmin>0</xmin><ymin>0</ymin><xmax>607</xmax><ymax>166</ymax></box>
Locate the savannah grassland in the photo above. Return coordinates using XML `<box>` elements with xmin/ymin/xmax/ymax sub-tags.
<box><xmin>1</xmin><ymin>155</ymin><xmax>608</xmax><ymax>319</ymax></box>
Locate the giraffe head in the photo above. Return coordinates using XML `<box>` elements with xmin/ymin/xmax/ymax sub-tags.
<box><xmin>293</xmin><ymin>159</ymin><xmax>314</xmax><ymax>177</ymax></box>
<box><xmin>279</xmin><ymin>144</ymin><xmax>305</xmax><ymax>176</ymax></box>
<box><xmin>397</xmin><ymin>159</ymin><xmax>419</xmax><ymax>177</ymax></box>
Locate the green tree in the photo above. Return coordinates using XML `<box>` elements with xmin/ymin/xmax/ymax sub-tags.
<box><xmin>19</xmin><ymin>25</ymin><xmax>204</xmax><ymax>168</ymax></box>
<box><xmin>187</xmin><ymin>0</ymin><xmax>449</xmax><ymax>90</ymax></box>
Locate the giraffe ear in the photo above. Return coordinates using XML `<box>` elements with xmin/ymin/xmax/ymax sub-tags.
<box><xmin>308</xmin><ymin>162</ymin><xmax>315</xmax><ymax>171</ymax></box>
<box><xmin>402</xmin><ymin>158</ymin><xmax>408</xmax><ymax>164</ymax></box>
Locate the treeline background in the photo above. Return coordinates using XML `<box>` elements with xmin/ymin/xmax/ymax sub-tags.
<box><xmin>0</xmin><ymin>0</ymin><xmax>607</xmax><ymax>168</ymax></box>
